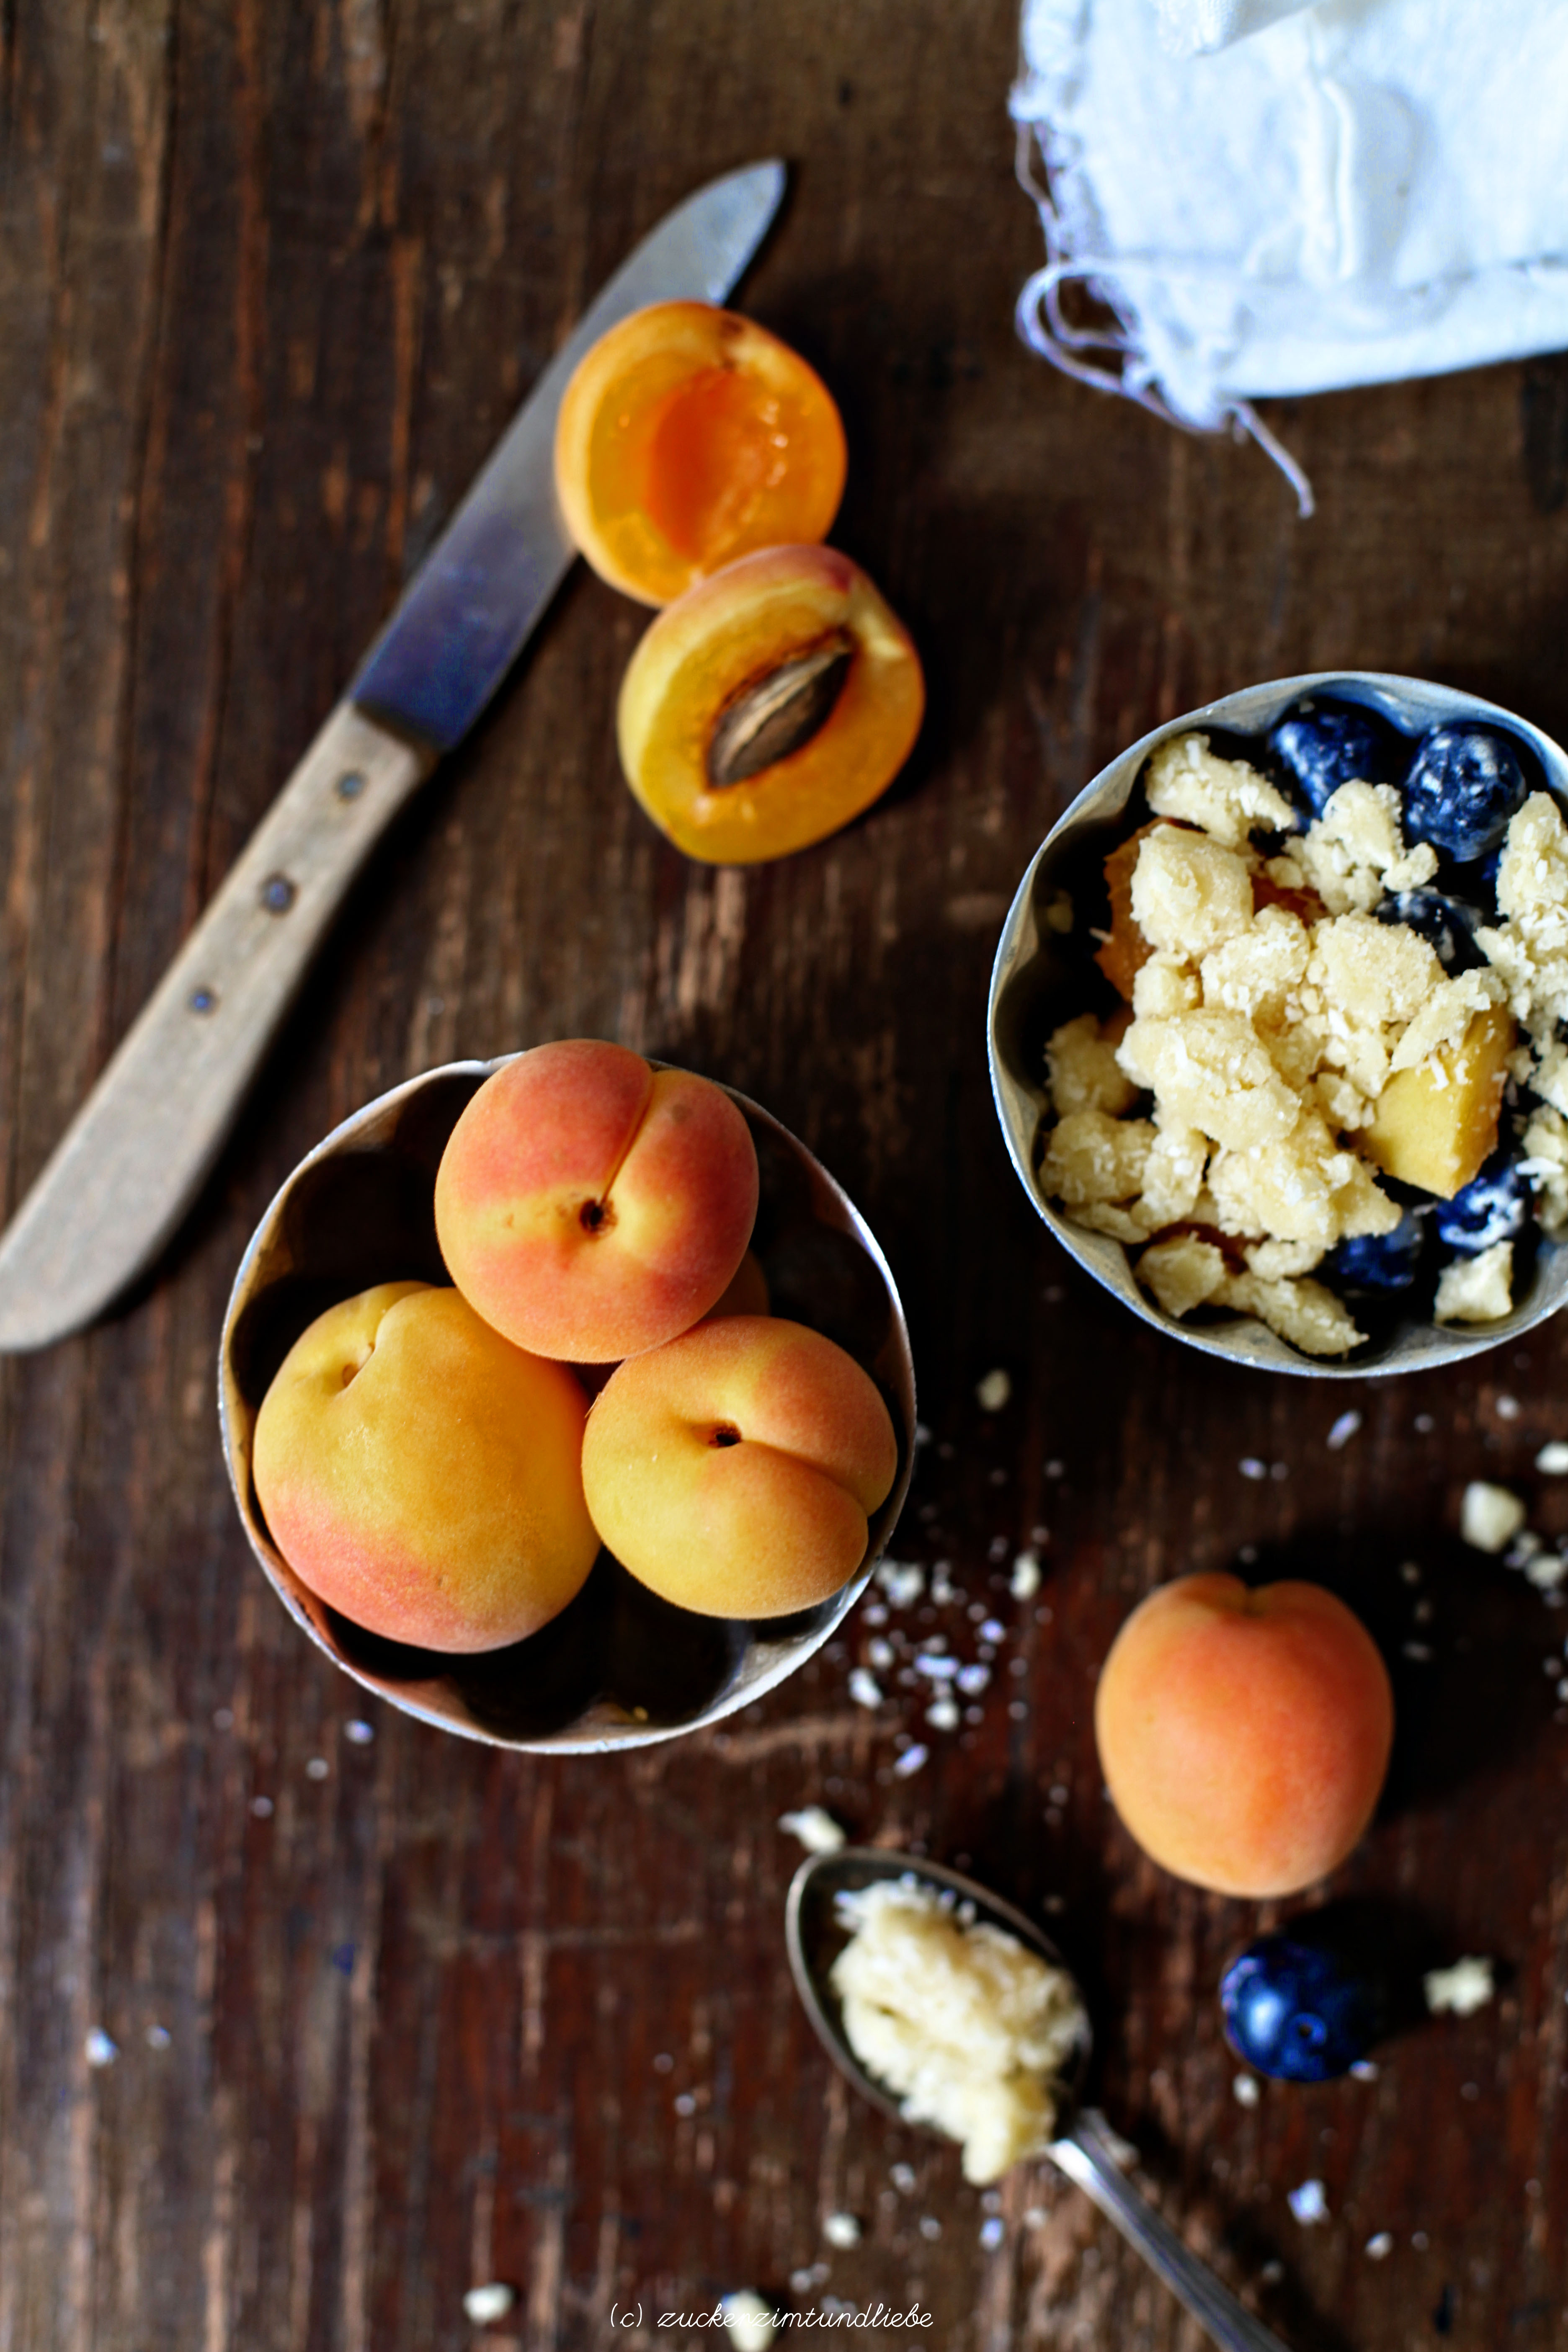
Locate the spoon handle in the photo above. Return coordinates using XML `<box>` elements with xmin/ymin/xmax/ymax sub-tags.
<box><xmin>1050</xmin><ymin>2110</ymin><xmax>1292</xmax><ymax>2352</ymax></box>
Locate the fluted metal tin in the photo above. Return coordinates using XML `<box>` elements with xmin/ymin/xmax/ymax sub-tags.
<box><xmin>220</xmin><ymin>1057</ymin><xmax>914</xmax><ymax>1748</ymax></box>
<box><xmin>988</xmin><ymin>672</ymin><xmax>1568</xmax><ymax>1377</ymax></box>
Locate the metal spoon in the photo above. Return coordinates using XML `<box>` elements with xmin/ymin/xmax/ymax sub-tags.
<box><xmin>785</xmin><ymin>1848</ymin><xmax>1293</xmax><ymax>2352</ymax></box>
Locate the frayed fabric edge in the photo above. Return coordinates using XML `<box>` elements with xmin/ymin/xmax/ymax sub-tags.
<box><xmin>1011</xmin><ymin>120</ymin><xmax>1316</xmax><ymax>518</ymax></box>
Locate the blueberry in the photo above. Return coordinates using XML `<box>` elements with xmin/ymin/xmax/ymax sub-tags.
<box><xmin>1401</xmin><ymin>724</ymin><xmax>1531</xmax><ymax>862</ymax></box>
<box><xmin>1433</xmin><ymin>1153</ymin><xmax>1529</xmax><ymax>1255</ymax></box>
<box><xmin>1376</xmin><ymin>888</ymin><xmax>1483</xmax><ymax>972</ymax></box>
<box><xmin>1220</xmin><ymin>1933</ymin><xmax>1386</xmax><ymax>2081</ymax></box>
<box><xmin>1326</xmin><ymin>1212</ymin><xmax>1426</xmax><ymax>1291</ymax></box>
<box><xmin>1267</xmin><ymin>699</ymin><xmax>1407</xmax><ymax>819</ymax></box>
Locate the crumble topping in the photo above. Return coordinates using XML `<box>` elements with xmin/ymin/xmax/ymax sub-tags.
<box><xmin>1044</xmin><ymin>1011</ymin><xmax>1136</xmax><ymax>1118</ymax></box>
<box><xmin>1118</xmin><ymin>1010</ymin><xmax>1298</xmax><ymax>1152</ymax></box>
<box><xmin>1145</xmin><ymin>732</ymin><xmax>1297</xmax><ymax>848</ymax></box>
<box><xmin>1520</xmin><ymin>1106</ymin><xmax>1568</xmax><ymax>1234</ymax></box>
<box><xmin>1388</xmin><ymin>967</ymin><xmax>1505</xmax><ymax>1076</ymax></box>
<box><xmin>1038</xmin><ymin>1110</ymin><xmax>1154</xmax><ymax>1207</ymax></box>
<box><xmin>1204</xmin><ymin>1112</ymin><xmax>1398</xmax><ymax>1251</ymax></box>
<box><xmin>830</xmin><ymin>1877</ymin><xmax>1087</xmax><ymax>2186</ymax></box>
<box><xmin>1434</xmin><ymin>1242</ymin><xmax>1514</xmax><ymax>1324</ymax></box>
<box><xmin>1295</xmin><ymin>780</ymin><xmax>1439</xmax><ymax>915</ymax></box>
<box><xmin>1129</xmin><ymin>826</ymin><xmax>1255</xmax><ymax>959</ymax></box>
<box><xmin>1132</xmin><ymin>952</ymin><xmax>1203</xmax><ymax>1017</ymax></box>
<box><xmin>1477</xmin><ymin>791</ymin><xmax>1568</xmax><ymax>1050</ymax></box>
<box><xmin>1138</xmin><ymin>1235</ymin><xmax>1227</xmax><ymax>1319</ymax></box>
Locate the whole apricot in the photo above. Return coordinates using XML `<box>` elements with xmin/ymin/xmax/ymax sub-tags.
<box><xmin>252</xmin><ymin>1282</ymin><xmax>598</xmax><ymax>1652</ymax></box>
<box><xmin>554</xmin><ymin>301</ymin><xmax>847</xmax><ymax>606</ymax></box>
<box><xmin>434</xmin><ymin>1039</ymin><xmax>759</xmax><ymax>1363</ymax></box>
<box><xmin>617</xmin><ymin>544</ymin><xmax>924</xmax><ymax>865</ymax></box>
<box><xmin>1093</xmin><ymin>1573</ymin><xmax>1393</xmax><ymax>1898</ymax></box>
<box><xmin>581</xmin><ymin>1315</ymin><xmax>898</xmax><ymax>1617</ymax></box>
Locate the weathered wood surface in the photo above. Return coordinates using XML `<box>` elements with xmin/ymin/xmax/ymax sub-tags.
<box><xmin>5</xmin><ymin>5</ymin><xmax>1568</xmax><ymax>2348</ymax></box>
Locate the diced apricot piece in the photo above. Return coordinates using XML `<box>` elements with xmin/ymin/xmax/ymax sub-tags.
<box><xmin>1363</xmin><ymin>1003</ymin><xmax>1515</xmax><ymax>1198</ymax></box>
<box><xmin>554</xmin><ymin>302</ymin><xmax>847</xmax><ymax>606</ymax></box>
<box><xmin>617</xmin><ymin>544</ymin><xmax>923</xmax><ymax>865</ymax></box>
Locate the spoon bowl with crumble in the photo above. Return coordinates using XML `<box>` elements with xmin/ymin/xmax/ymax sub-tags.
<box><xmin>787</xmin><ymin>1847</ymin><xmax>1291</xmax><ymax>2352</ymax></box>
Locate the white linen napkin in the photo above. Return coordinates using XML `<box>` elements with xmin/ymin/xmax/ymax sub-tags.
<box><xmin>1012</xmin><ymin>0</ymin><xmax>1568</xmax><ymax>508</ymax></box>
<box><xmin>1153</xmin><ymin>0</ymin><xmax>1310</xmax><ymax>54</ymax></box>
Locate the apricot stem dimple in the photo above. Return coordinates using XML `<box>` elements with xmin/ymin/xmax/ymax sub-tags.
<box><xmin>706</xmin><ymin>634</ymin><xmax>854</xmax><ymax>789</ymax></box>
<box><xmin>710</xmin><ymin>1423</ymin><xmax>742</xmax><ymax>1448</ymax></box>
<box><xmin>579</xmin><ymin>1198</ymin><xmax>615</xmax><ymax>1236</ymax></box>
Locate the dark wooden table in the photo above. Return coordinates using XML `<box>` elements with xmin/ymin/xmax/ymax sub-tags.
<box><xmin>6</xmin><ymin>5</ymin><xmax>1568</xmax><ymax>2347</ymax></box>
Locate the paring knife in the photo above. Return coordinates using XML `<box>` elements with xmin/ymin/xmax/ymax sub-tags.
<box><xmin>0</xmin><ymin>160</ymin><xmax>786</xmax><ymax>1353</ymax></box>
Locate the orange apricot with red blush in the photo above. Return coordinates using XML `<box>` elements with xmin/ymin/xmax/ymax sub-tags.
<box><xmin>581</xmin><ymin>1315</ymin><xmax>898</xmax><ymax>1618</ymax></box>
<box><xmin>617</xmin><ymin>543</ymin><xmax>923</xmax><ymax>865</ymax></box>
<box><xmin>1093</xmin><ymin>1572</ymin><xmax>1394</xmax><ymax>1899</ymax></box>
<box><xmin>554</xmin><ymin>301</ymin><xmax>847</xmax><ymax>606</ymax></box>
<box><xmin>434</xmin><ymin>1039</ymin><xmax>759</xmax><ymax>1363</ymax></box>
<box><xmin>252</xmin><ymin>1283</ymin><xmax>599</xmax><ymax>1653</ymax></box>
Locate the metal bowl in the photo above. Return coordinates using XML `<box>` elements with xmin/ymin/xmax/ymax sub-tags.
<box><xmin>988</xmin><ymin>671</ymin><xmax>1568</xmax><ymax>1379</ymax></box>
<box><xmin>219</xmin><ymin>1056</ymin><xmax>915</xmax><ymax>1750</ymax></box>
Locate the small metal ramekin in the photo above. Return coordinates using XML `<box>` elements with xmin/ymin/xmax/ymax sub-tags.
<box><xmin>988</xmin><ymin>671</ymin><xmax>1568</xmax><ymax>1379</ymax></box>
<box><xmin>219</xmin><ymin>1056</ymin><xmax>915</xmax><ymax>1749</ymax></box>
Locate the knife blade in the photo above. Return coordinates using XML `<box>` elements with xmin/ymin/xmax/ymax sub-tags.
<box><xmin>0</xmin><ymin>160</ymin><xmax>786</xmax><ymax>1352</ymax></box>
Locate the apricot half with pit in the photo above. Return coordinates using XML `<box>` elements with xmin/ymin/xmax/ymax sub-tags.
<box><xmin>252</xmin><ymin>1282</ymin><xmax>599</xmax><ymax>1653</ymax></box>
<box><xmin>617</xmin><ymin>544</ymin><xmax>924</xmax><ymax>865</ymax></box>
<box><xmin>581</xmin><ymin>1315</ymin><xmax>899</xmax><ymax>1618</ymax></box>
<box><xmin>434</xmin><ymin>1039</ymin><xmax>759</xmax><ymax>1363</ymax></box>
<box><xmin>554</xmin><ymin>301</ymin><xmax>847</xmax><ymax>606</ymax></box>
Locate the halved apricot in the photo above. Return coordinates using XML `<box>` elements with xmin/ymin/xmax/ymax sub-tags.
<box><xmin>554</xmin><ymin>302</ymin><xmax>847</xmax><ymax>606</ymax></box>
<box><xmin>616</xmin><ymin>544</ymin><xmax>924</xmax><ymax>865</ymax></box>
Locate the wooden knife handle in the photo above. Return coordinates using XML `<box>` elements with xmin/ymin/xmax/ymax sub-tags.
<box><xmin>0</xmin><ymin>704</ymin><xmax>432</xmax><ymax>1350</ymax></box>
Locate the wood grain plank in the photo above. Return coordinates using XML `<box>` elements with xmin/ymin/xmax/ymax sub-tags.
<box><xmin>8</xmin><ymin>1</ymin><xmax>1568</xmax><ymax>2348</ymax></box>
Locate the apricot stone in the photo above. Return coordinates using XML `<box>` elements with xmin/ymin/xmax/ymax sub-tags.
<box><xmin>434</xmin><ymin>1039</ymin><xmax>759</xmax><ymax>1363</ymax></box>
<box><xmin>252</xmin><ymin>1282</ymin><xmax>598</xmax><ymax>1653</ymax></box>
<box><xmin>581</xmin><ymin>1315</ymin><xmax>899</xmax><ymax>1617</ymax></box>
<box><xmin>554</xmin><ymin>301</ymin><xmax>847</xmax><ymax>606</ymax></box>
<box><xmin>1093</xmin><ymin>1573</ymin><xmax>1394</xmax><ymax>1898</ymax></box>
<box><xmin>617</xmin><ymin>544</ymin><xmax>924</xmax><ymax>865</ymax></box>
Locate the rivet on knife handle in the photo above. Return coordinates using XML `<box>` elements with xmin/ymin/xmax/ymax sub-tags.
<box><xmin>0</xmin><ymin>707</ymin><xmax>430</xmax><ymax>1351</ymax></box>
